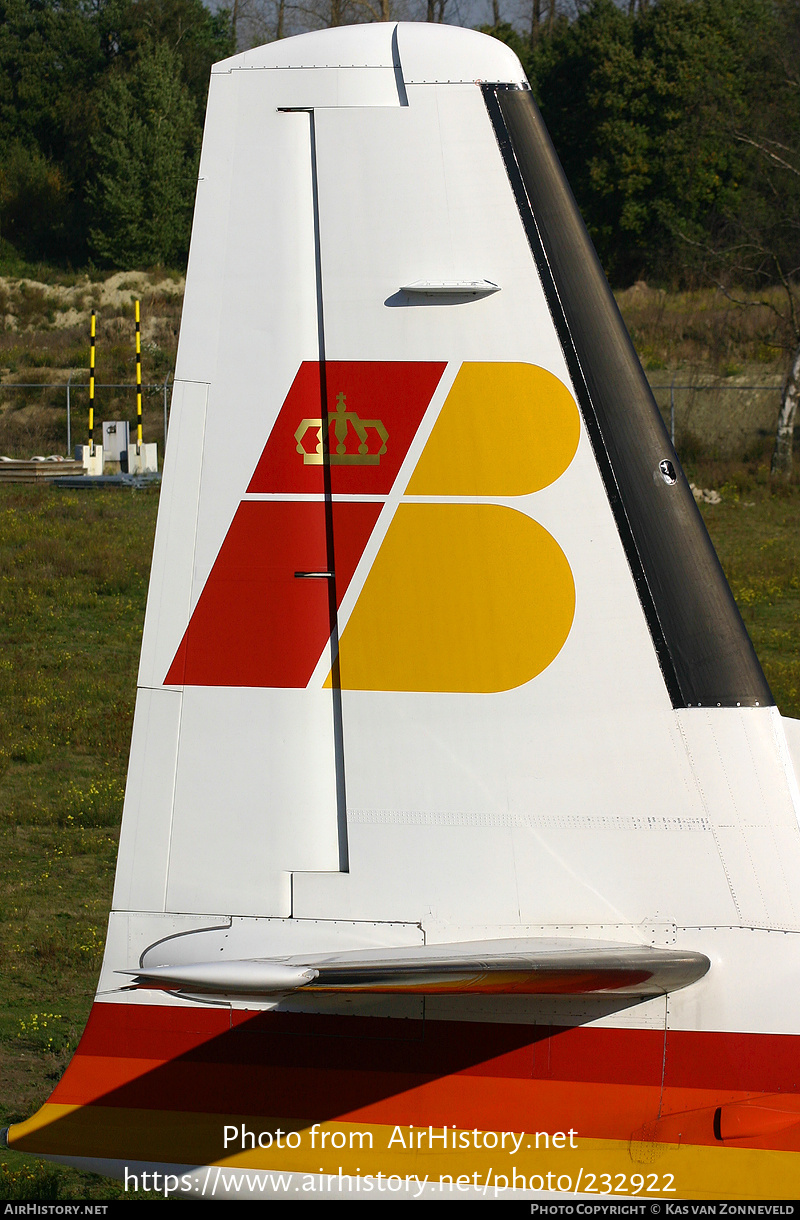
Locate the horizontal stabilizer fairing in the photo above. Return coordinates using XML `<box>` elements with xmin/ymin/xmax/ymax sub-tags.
<box><xmin>122</xmin><ymin>938</ymin><xmax>710</xmax><ymax>997</ymax></box>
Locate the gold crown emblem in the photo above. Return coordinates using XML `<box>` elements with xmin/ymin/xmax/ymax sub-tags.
<box><xmin>295</xmin><ymin>392</ymin><xmax>389</xmax><ymax>465</ymax></box>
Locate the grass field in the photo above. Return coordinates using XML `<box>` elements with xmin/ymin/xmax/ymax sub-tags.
<box><xmin>0</xmin><ymin>467</ymin><xmax>798</xmax><ymax>1199</ymax></box>
<box><xmin>0</xmin><ymin>484</ymin><xmax>159</xmax><ymax>1200</ymax></box>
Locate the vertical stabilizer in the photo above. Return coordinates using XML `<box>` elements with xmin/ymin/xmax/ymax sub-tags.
<box><xmin>10</xmin><ymin>22</ymin><xmax>800</xmax><ymax>1201</ymax></box>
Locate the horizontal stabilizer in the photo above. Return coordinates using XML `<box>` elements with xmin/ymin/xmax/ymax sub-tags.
<box><xmin>122</xmin><ymin>938</ymin><xmax>709</xmax><ymax>997</ymax></box>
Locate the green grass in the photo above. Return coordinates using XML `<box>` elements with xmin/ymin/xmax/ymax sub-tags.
<box><xmin>0</xmin><ymin>484</ymin><xmax>159</xmax><ymax>1199</ymax></box>
<box><xmin>0</xmin><ymin>473</ymin><xmax>797</xmax><ymax>1198</ymax></box>
<box><xmin>691</xmin><ymin>468</ymin><xmax>800</xmax><ymax>717</ymax></box>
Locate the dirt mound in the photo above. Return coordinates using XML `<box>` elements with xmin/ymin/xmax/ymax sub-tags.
<box><xmin>0</xmin><ymin>271</ymin><xmax>185</xmax><ymax>332</ymax></box>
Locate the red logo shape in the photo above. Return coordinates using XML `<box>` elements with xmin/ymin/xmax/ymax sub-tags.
<box><xmin>248</xmin><ymin>361</ymin><xmax>445</xmax><ymax>497</ymax></box>
<box><xmin>165</xmin><ymin>362</ymin><xmax>445</xmax><ymax>688</ymax></box>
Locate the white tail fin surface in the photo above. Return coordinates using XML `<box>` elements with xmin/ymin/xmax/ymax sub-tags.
<box><xmin>9</xmin><ymin>22</ymin><xmax>800</xmax><ymax>1201</ymax></box>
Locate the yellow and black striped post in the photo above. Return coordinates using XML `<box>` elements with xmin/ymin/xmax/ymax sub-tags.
<box><xmin>135</xmin><ymin>299</ymin><xmax>142</xmax><ymax>453</ymax></box>
<box><xmin>88</xmin><ymin>309</ymin><xmax>96</xmax><ymax>454</ymax></box>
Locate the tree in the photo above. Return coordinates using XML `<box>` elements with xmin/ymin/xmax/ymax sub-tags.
<box><xmin>675</xmin><ymin>0</ymin><xmax>800</xmax><ymax>476</ymax></box>
<box><xmin>0</xmin><ymin>0</ymin><xmax>105</xmax><ymax>260</ymax></box>
<box><xmin>730</xmin><ymin>1</ymin><xmax>800</xmax><ymax>477</ymax></box>
<box><xmin>702</xmin><ymin>136</ymin><xmax>800</xmax><ymax>477</ymax></box>
<box><xmin>115</xmin><ymin>0</ymin><xmax>235</xmax><ymax>112</ymax></box>
<box><xmin>88</xmin><ymin>40</ymin><xmax>200</xmax><ymax>267</ymax></box>
<box><xmin>0</xmin><ymin>0</ymin><xmax>232</xmax><ymax>265</ymax></box>
<box><xmin>0</xmin><ymin>142</ymin><xmax>71</xmax><ymax>259</ymax></box>
<box><xmin>532</xmin><ymin>0</ymin><xmax>775</xmax><ymax>284</ymax></box>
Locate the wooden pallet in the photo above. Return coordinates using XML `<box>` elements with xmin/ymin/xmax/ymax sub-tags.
<box><xmin>0</xmin><ymin>459</ymin><xmax>86</xmax><ymax>483</ymax></box>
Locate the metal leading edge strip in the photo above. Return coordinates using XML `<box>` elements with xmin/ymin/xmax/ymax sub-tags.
<box><xmin>482</xmin><ymin>84</ymin><xmax>772</xmax><ymax>712</ymax></box>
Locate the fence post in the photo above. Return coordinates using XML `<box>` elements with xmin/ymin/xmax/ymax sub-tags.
<box><xmin>89</xmin><ymin>309</ymin><xmax>96</xmax><ymax>454</ymax></box>
<box><xmin>670</xmin><ymin>377</ymin><xmax>675</xmax><ymax>448</ymax></box>
<box><xmin>135</xmin><ymin>299</ymin><xmax>142</xmax><ymax>454</ymax></box>
<box><xmin>66</xmin><ymin>374</ymin><xmax>72</xmax><ymax>456</ymax></box>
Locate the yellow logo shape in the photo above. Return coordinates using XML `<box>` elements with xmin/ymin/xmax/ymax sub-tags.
<box><xmin>330</xmin><ymin>363</ymin><xmax>579</xmax><ymax>694</ymax></box>
<box><xmin>407</xmin><ymin>362</ymin><xmax>579</xmax><ymax>496</ymax></box>
<box><xmin>333</xmin><ymin>503</ymin><xmax>575</xmax><ymax>693</ymax></box>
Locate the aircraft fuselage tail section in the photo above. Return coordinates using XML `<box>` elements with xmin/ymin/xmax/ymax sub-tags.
<box><xmin>9</xmin><ymin>22</ymin><xmax>800</xmax><ymax>1201</ymax></box>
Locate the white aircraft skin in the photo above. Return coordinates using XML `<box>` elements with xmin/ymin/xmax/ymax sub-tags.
<box><xmin>6</xmin><ymin>21</ymin><xmax>800</xmax><ymax>1201</ymax></box>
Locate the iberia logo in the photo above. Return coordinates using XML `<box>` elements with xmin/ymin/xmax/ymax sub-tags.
<box><xmin>165</xmin><ymin>362</ymin><xmax>580</xmax><ymax>693</ymax></box>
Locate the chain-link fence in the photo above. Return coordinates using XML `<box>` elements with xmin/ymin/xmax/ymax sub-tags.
<box><xmin>0</xmin><ymin>377</ymin><xmax>172</xmax><ymax>458</ymax></box>
<box><xmin>649</xmin><ymin>380</ymin><xmax>784</xmax><ymax>461</ymax></box>
<box><xmin>0</xmin><ymin>373</ymin><xmax>787</xmax><ymax>463</ymax></box>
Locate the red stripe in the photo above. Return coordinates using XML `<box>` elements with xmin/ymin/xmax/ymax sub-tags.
<box><xmin>38</xmin><ymin>1004</ymin><xmax>800</xmax><ymax>1153</ymax></box>
<box><xmin>53</xmin><ymin>1004</ymin><xmax>800</xmax><ymax>1098</ymax></box>
<box><xmin>665</xmin><ymin>1029</ymin><xmax>800</xmax><ymax>1093</ymax></box>
<box><xmin>69</xmin><ymin>1005</ymin><xmax>665</xmax><ymax>1084</ymax></box>
<box><xmin>247</xmin><ymin>361</ymin><xmax>446</xmax><ymax>496</ymax></box>
<box><xmin>165</xmin><ymin>500</ymin><xmax>380</xmax><ymax>687</ymax></box>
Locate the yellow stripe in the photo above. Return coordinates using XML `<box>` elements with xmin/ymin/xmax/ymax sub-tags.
<box><xmin>9</xmin><ymin>1106</ymin><xmax>800</xmax><ymax>1197</ymax></box>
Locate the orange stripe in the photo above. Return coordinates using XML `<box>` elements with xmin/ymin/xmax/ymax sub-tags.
<box><xmin>50</xmin><ymin>1055</ymin><xmax>660</xmax><ymax>1137</ymax></box>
